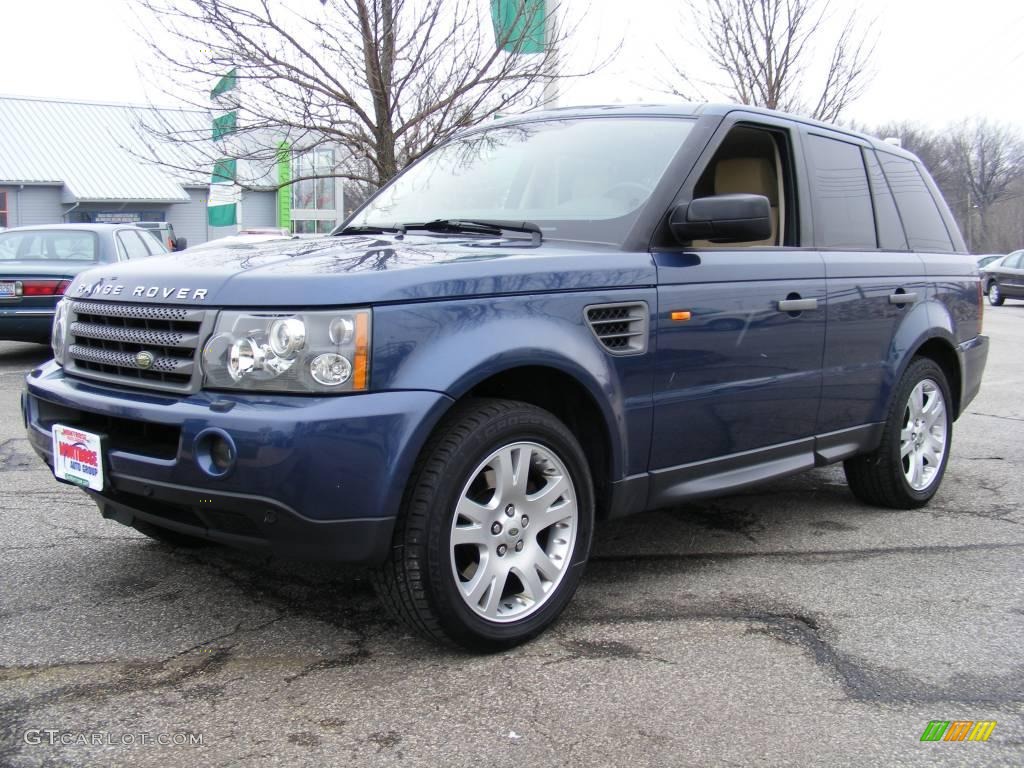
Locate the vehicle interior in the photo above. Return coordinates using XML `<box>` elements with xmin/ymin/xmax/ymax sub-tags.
<box><xmin>690</xmin><ymin>126</ymin><xmax>791</xmax><ymax>247</ymax></box>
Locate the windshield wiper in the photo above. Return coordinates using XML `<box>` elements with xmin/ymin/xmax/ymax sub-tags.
<box><xmin>336</xmin><ymin>224</ymin><xmax>407</xmax><ymax>236</ymax></box>
<box><xmin>405</xmin><ymin>219</ymin><xmax>543</xmax><ymax>245</ymax></box>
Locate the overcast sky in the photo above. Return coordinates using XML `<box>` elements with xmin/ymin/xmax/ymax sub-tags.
<box><xmin>1</xmin><ymin>0</ymin><xmax>1021</xmax><ymax>130</ymax></box>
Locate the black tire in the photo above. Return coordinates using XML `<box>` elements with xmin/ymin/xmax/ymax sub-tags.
<box><xmin>844</xmin><ymin>358</ymin><xmax>953</xmax><ymax>509</ymax></box>
<box><xmin>371</xmin><ymin>398</ymin><xmax>595</xmax><ymax>651</ymax></box>
<box><xmin>132</xmin><ymin>520</ymin><xmax>211</xmax><ymax>548</ymax></box>
<box><xmin>988</xmin><ymin>282</ymin><xmax>1005</xmax><ymax>306</ymax></box>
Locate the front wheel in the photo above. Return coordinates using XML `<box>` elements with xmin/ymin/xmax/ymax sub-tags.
<box><xmin>372</xmin><ymin>399</ymin><xmax>594</xmax><ymax>650</ymax></box>
<box><xmin>989</xmin><ymin>282</ymin><xmax>1005</xmax><ymax>305</ymax></box>
<box><xmin>844</xmin><ymin>358</ymin><xmax>953</xmax><ymax>509</ymax></box>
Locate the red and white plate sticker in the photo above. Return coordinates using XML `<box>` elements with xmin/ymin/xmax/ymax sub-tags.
<box><xmin>51</xmin><ymin>424</ymin><xmax>104</xmax><ymax>491</ymax></box>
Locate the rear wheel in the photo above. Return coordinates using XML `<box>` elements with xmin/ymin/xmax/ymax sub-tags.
<box><xmin>372</xmin><ymin>399</ymin><xmax>594</xmax><ymax>650</ymax></box>
<box><xmin>989</xmin><ymin>282</ymin><xmax>1005</xmax><ymax>305</ymax></box>
<box><xmin>844</xmin><ymin>358</ymin><xmax>953</xmax><ymax>509</ymax></box>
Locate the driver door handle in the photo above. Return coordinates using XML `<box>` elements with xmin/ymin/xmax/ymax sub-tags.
<box><xmin>889</xmin><ymin>292</ymin><xmax>919</xmax><ymax>305</ymax></box>
<box><xmin>777</xmin><ymin>298</ymin><xmax>819</xmax><ymax>312</ymax></box>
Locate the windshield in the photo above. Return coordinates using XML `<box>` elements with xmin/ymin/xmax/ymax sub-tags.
<box><xmin>348</xmin><ymin>117</ymin><xmax>694</xmax><ymax>245</ymax></box>
<box><xmin>0</xmin><ymin>230</ymin><xmax>100</xmax><ymax>262</ymax></box>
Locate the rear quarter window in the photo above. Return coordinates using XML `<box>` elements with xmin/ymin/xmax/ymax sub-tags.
<box><xmin>878</xmin><ymin>153</ymin><xmax>954</xmax><ymax>253</ymax></box>
<box><xmin>863</xmin><ymin>150</ymin><xmax>908</xmax><ymax>250</ymax></box>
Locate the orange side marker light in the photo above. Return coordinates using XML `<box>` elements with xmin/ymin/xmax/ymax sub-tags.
<box><xmin>353</xmin><ymin>312</ymin><xmax>370</xmax><ymax>390</ymax></box>
<box><xmin>670</xmin><ymin>311</ymin><xmax>692</xmax><ymax>322</ymax></box>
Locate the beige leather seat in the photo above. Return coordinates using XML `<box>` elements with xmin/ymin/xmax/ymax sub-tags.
<box><xmin>693</xmin><ymin>156</ymin><xmax>781</xmax><ymax>247</ymax></box>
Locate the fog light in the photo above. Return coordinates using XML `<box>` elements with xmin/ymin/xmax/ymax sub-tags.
<box><xmin>210</xmin><ymin>435</ymin><xmax>234</xmax><ymax>472</ymax></box>
<box><xmin>194</xmin><ymin>429</ymin><xmax>237</xmax><ymax>477</ymax></box>
<box><xmin>309</xmin><ymin>353</ymin><xmax>351</xmax><ymax>386</ymax></box>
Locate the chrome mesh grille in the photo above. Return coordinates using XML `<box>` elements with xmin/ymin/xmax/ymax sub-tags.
<box><xmin>64</xmin><ymin>300</ymin><xmax>212</xmax><ymax>393</ymax></box>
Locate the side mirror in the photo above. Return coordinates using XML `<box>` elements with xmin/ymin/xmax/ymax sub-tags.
<box><xmin>669</xmin><ymin>193</ymin><xmax>772</xmax><ymax>244</ymax></box>
<box><xmin>173</xmin><ymin>237</ymin><xmax>188</xmax><ymax>251</ymax></box>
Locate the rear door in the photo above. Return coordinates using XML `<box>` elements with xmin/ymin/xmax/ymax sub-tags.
<box><xmin>804</xmin><ymin>132</ymin><xmax>927</xmax><ymax>437</ymax></box>
<box><xmin>649</xmin><ymin>114</ymin><xmax>827</xmax><ymax>500</ymax></box>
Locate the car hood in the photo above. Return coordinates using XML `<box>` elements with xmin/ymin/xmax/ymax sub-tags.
<box><xmin>68</xmin><ymin>234</ymin><xmax>655</xmax><ymax>306</ymax></box>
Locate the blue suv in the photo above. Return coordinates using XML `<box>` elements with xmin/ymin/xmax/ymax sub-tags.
<box><xmin>24</xmin><ymin>105</ymin><xmax>988</xmax><ymax>649</ymax></box>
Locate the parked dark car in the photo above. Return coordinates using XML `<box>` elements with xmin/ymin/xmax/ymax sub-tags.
<box><xmin>135</xmin><ymin>222</ymin><xmax>187</xmax><ymax>252</ymax></box>
<box><xmin>982</xmin><ymin>249</ymin><xmax>1024</xmax><ymax>305</ymax></box>
<box><xmin>976</xmin><ymin>253</ymin><xmax>1005</xmax><ymax>269</ymax></box>
<box><xmin>25</xmin><ymin>105</ymin><xmax>987</xmax><ymax>650</ymax></box>
<box><xmin>0</xmin><ymin>224</ymin><xmax>167</xmax><ymax>342</ymax></box>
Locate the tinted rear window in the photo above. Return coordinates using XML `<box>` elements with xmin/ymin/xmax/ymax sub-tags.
<box><xmin>878</xmin><ymin>154</ymin><xmax>954</xmax><ymax>252</ymax></box>
<box><xmin>805</xmin><ymin>134</ymin><xmax>875</xmax><ymax>249</ymax></box>
<box><xmin>0</xmin><ymin>230</ymin><xmax>100</xmax><ymax>261</ymax></box>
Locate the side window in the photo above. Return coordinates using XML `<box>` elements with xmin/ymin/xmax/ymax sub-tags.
<box><xmin>878</xmin><ymin>154</ymin><xmax>954</xmax><ymax>253</ymax></box>
<box><xmin>863</xmin><ymin>150</ymin><xmax>908</xmax><ymax>250</ymax></box>
<box><xmin>140</xmin><ymin>230</ymin><xmax>168</xmax><ymax>256</ymax></box>
<box><xmin>690</xmin><ymin>125</ymin><xmax>795</xmax><ymax>247</ymax></box>
<box><xmin>117</xmin><ymin>230</ymin><xmax>152</xmax><ymax>260</ymax></box>
<box><xmin>805</xmin><ymin>134</ymin><xmax>875</xmax><ymax>249</ymax></box>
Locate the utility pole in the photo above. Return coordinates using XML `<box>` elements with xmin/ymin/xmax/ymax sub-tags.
<box><xmin>541</xmin><ymin>1</ymin><xmax>559</xmax><ymax>108</ymax></box>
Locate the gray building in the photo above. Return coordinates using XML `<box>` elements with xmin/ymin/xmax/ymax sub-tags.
<box><xmin>0</xmin><ymin>95</ymin><xmax>347</xmax><ymax>245</ymax></box>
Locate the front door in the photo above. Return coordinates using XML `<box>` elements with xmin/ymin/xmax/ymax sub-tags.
<box><xmin>648</xmin><ymin>119</ymin><xmax>826</xmax><ymax>500</ymax></box>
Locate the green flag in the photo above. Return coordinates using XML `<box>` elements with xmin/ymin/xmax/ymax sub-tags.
<box><xmin>212</xmin><ymin>112</ymin><xmax>237</xmax><ymax>141</ymax></box>
<box><xmin>211</xmin><ymin>68</ymin><xmax>238</xmax><ymax>99</ymax></box>
<box><xmin>491</xmin><ymin>0</ymin><xmax>545</xmax><ymax>53</ymax></box>
<box><xmin>208</xmin><ymin>157</ymin><xmax>239</xmax><ymax>227</ymax></box>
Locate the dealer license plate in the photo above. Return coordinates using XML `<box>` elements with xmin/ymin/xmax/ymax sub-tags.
<box><xmin>51</xmin><ymin>424</ymin><xmax>104</xmax><ymax>491</ymax></box>
<box><xmin>0</xmin><ymin>281</ymin><xmax>17</xmax><ymax>298</ymax></box>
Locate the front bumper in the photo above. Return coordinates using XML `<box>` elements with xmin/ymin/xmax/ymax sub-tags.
<box><xmin>24</xmin><ymin>362</ymin><xmax>453</xmax><ymax>562</ymax></box>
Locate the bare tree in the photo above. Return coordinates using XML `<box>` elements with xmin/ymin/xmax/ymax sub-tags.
<box><xmin>951</xmin><ymin>119</ymin><xmax>1024</xmax><ymax>251</ymax></box>
<box><xmin>865</xmin><ymin>120</ymin><xmax>1024</xmax><ymax>253</ymax></box>
<box><xmin>663</xmin><ymin>0</ymin><xmax>874</xmax><ymax>122</ymax></box>
<box><xmin>131</xmin><ymin>0</ymin><xmax>602</xmax><ymax>190</ymax></box>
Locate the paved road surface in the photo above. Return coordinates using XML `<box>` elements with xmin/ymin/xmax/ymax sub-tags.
<box><xmin>1</xmin><ymin>307</ymin><xmax>1021</xmax><ymax>767</ymax></box>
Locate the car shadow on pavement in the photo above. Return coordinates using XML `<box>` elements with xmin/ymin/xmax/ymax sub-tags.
<box><xmin>0</xmin><ymin>341</ymin><xmax>52</xmax><ymax>367</ymax></box>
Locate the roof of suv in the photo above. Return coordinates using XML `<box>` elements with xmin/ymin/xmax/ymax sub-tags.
<box><xmin>486</xmin><ymin>102</ymin><xmax>918</xmax><ymax>160</ymax></box>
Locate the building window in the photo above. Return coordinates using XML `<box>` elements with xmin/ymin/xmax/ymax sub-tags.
<box><xmin>0</xmin><ymin>191</ymin><xmax>7</xmax><ymax>228</ymax></box>
<box><xmin>291</xmin><ymin>148</ymin><xmax>339</xmax><ymax>234</ymax></box>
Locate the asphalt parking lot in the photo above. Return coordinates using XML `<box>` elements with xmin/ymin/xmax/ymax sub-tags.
<box><xmin>1</xmin><ymin>307</ymin><xmax>1021</xmax><ymax>768</ymax></box>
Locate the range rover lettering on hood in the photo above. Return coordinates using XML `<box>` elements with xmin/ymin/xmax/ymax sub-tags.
<box><xmin>76</xmin><ymin>283</ymin><xmax>209</xmax><ymax>301</ymax></box>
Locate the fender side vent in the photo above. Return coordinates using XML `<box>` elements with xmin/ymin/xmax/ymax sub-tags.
<box><xmin>585</xmin><ymin>302</ymin><xmax>648</xmax><ymax>355</ymax></box>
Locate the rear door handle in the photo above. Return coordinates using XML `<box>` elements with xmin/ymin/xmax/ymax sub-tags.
<box><xmin>889</xmin><ymin>292</ymin><xmax>919</xmax><ymax>305</ymax></box>
<box><xmin>777</xmin><ymin>298</ymin><xmax>818</xmax><ymax>312</ymax></box>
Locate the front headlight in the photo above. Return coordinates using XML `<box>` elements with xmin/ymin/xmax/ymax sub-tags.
<box><xmin>52</xmin><ymin>298</ymin><xmax>69</xmax><ymax>365</ymax></box>
<box><xmin>202</xmin><ymin>309</ymin><xmax>371</xmax><ymax>393</ymax></box>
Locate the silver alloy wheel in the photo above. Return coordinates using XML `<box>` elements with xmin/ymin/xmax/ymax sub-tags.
<box><xmin>449</xmin><ymin>441</ymin><xmax>578</xmax><ymax>622</ymax></box>
<box><xmin>900</xmin><ymin>378</ymin><xmax>947</xmax><ymax>491</ymax></box>
<box><xmin>990</xmin><ymin>283</ymin><xmax>1001</xmax><ymax>303</ymax></box>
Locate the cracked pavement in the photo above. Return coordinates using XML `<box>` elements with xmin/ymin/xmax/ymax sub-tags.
<box><xmin>1</xmin><ymin>308</ymin><xmax>1022</xmax><ymax>767</ymax></box>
